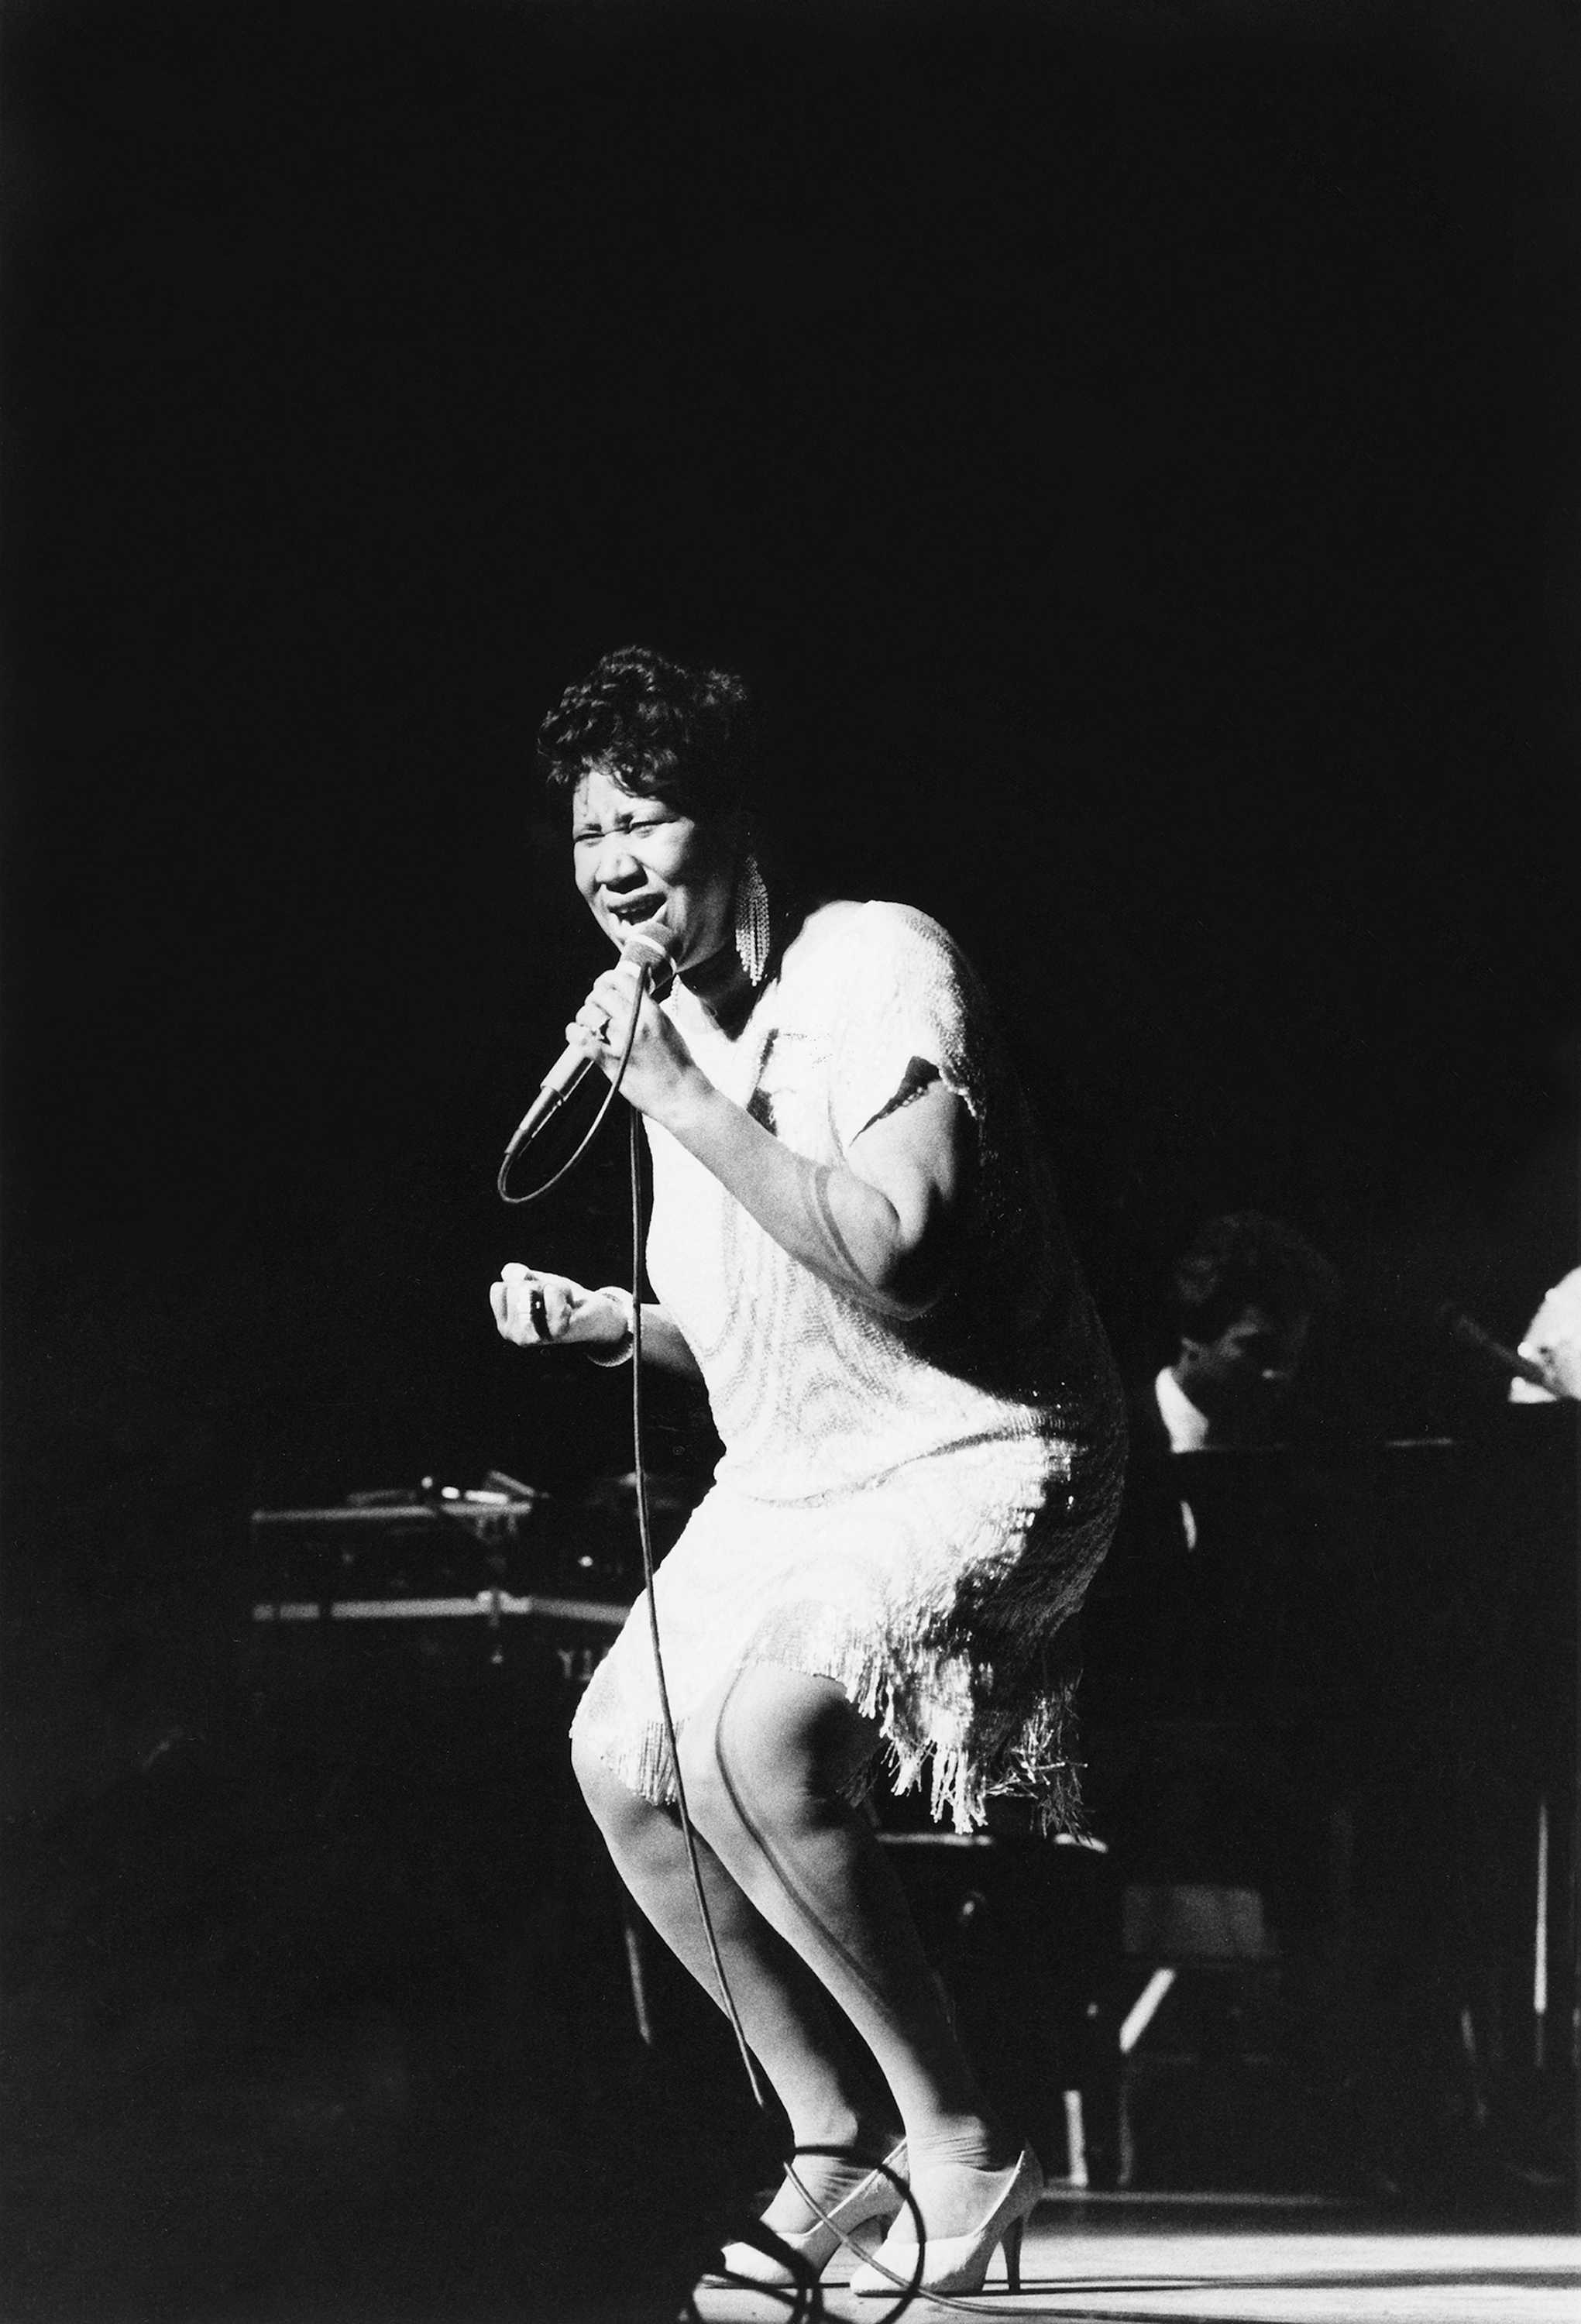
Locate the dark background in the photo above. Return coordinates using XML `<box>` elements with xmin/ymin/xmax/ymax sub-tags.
<box><xmin>1</xmin><ymin>2</ymin><xmax>1579</xmax><ymax>2298</ymax></box>
<box><xmin>6</xmin><ymin>0</ymin><xmax>1579</xmax><ymax>1805</ymax></box>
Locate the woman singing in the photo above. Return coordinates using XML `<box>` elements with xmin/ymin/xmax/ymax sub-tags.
<box><xmin>490</xmin><ymin>645</ymin><xmax>1126</xmax><ymax>2295</ymax></box>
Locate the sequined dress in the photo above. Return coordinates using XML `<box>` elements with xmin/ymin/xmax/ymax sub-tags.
<box><xmin>569</xmin><ymin>900</ymin><xmax>1126</xmax><ymax>1832</ymax></box>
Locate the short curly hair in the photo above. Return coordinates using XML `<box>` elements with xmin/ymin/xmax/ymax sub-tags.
<box><xmin>1172</xmin><ymin>1212</ymin><xmax>1340</xmax><ymax>1339</ymax></box>
<box><xmin>537</xmin><ymin>644</ymin><xmax>757</xmax><ymax>823</ymax></box>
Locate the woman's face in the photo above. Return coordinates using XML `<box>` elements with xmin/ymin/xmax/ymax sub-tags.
<box><xmin>571</xmin><ymin>763</ymin><xmax>738</xmax><ymax>974</ymax></box>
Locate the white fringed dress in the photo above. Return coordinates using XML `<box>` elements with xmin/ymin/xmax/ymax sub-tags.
<box><xmin>569</xmin><ymin>900</ymin><xmax>1126</xmax><ymax>1832</ymax></box>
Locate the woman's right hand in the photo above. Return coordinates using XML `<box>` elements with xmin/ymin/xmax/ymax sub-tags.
<box><xmin>490</xmin><ymin>1262</ymin><xmax>627</xmax><ymax>1353</ymax></box>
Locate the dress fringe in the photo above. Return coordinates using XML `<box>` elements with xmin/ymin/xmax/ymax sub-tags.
<box><xmin>587</xmin><ymin>1604</ymin><xmax>1091</xmax><ymax>1839</ymax></box>
<box><xmin>572</xmin><ymin>1360</ymin><xmax>1126</xmax><ymax>1843</ymax></box>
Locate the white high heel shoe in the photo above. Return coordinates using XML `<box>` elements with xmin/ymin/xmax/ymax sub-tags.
<box><xmin>711</xmin><ymin>2140</ymin><xmax>909</xmax><ymax>2287</ymax></box>
<box><xmin>850</xmin><ymin>2146</ymin><xmax>1043</xmax><ymax>2298</ymax></box>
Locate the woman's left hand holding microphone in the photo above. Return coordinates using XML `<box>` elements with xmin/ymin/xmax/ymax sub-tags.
<box><xmin>569</xmin><ymin>958</ymin><xmax>703</xmax><ymax>1129</ymax></box>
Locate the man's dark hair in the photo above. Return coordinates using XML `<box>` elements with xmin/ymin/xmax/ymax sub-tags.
<box><xmin>537</xmin><ymin>644</ymin><xmax>756</xmax><ymax>823</ymax></box>
<box><xmin>1172</xmin><ymin>1212</ymin><xmax>1341</xmax><ymax>1340</ymax></box>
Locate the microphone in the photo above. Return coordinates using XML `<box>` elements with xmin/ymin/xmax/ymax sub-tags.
<box><xmin>1434</xmin><ymin>1302</ymin><xmax>1551</xmax><ymax>1391</ymax></box>
<box><xmin>503</xmin><ymin>917</ymin><xmax>676</xmax><ymax>1158</ymax></box>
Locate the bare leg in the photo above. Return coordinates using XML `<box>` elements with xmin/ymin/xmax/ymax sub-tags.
<box><xmin>677</xmin><ymin>1663</ymin><xmax>1025</xmax><ymax>2233</ymax></box>
<box><xmin>572</xmin><ymin>1734</ymin><xmax>900</xmax><ymax>2224</ymax></box>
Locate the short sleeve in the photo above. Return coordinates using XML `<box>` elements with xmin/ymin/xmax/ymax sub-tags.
<box><xmin>827</xmin><ymin>903</ymin><xmax>991</xmax><ymax>1151</ymax></box>
<box><xmin>1511</xmin><ymin>1266</ymin><xmax>1581</xmax><ymax>1402</ymax></box>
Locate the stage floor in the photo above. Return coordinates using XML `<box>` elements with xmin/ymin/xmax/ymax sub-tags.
<box><xmin>689</xmin><ymin>2197</ymin><xmax>1581</xmax><ymax>2322</ymax></box>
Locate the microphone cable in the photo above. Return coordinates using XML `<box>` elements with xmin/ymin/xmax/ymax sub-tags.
<box><xmin>622</xmin><ymin>1097</ymin><xmax>769</xmax><ymax>2110</ymax></box>
<box><xmin>620</xmin><ymin>1119</ymin><xmax>1048</xmax><ymax>2324</ymax></box>
<box><xmin>497</xmin><ymin>961</ymin><xmax>1051</xmax><ymax>2319</ymax></box>
<box><xmin>490</xmin><ymin>957</ymin><xmax>767</xmax><ymax>2087</ymax></box>
<box><xmin>622</xmin><ymin>1100</ymin><xmax>935</xmax><ymax>2324</ymax></box>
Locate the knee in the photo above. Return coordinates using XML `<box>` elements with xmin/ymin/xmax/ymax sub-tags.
<box><xmin>672</xmin><ymin>1714</ymin><xmax>739</xmax><ymax>1841</ymax></box>
<box><xmin>675</xmin><ymin>1712</ymin><xmax>819</xmax><ymax>1851</ymax></box>
<box><xmin>677</xmin><ymin>1666</ymin><xmax>871</xmax><ymax>1844</ymax></box>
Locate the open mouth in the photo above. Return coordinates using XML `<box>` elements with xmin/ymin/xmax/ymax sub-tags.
<box><xmin>606</xmin><ymin>897</ymin><xmax>666</xmax><ymax>928</ymax></box>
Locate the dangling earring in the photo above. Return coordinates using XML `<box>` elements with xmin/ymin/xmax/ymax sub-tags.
<box><xmin>734</xmin><ymin>851</ymin><xmax>772</xmax><ymax>986</ymax></box>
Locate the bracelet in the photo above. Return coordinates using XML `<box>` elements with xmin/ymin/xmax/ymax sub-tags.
<box><xmin>587</xmin><ymin>1285</ymin><xmax>637</xmax><ymax>1367</ymax></box>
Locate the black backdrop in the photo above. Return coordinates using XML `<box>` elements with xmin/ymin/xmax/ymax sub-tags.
<box><xmin>2</xmin><ymin>9</ymin><xmax>1580</xmax><ymax>2307</ymax></box>
<box><xmin>3</xmin><ymin>0</ymin><xmax>1578</xmax><ymax>1802</ymax></box>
